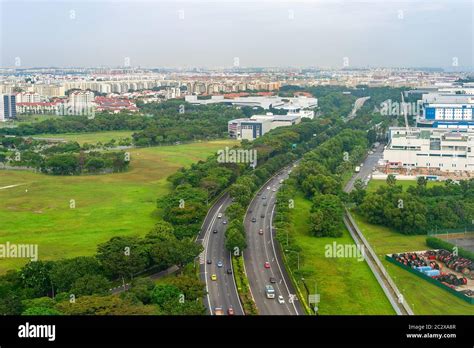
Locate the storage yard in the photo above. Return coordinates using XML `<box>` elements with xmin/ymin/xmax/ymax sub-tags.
<box><xmin>387</xmin><ymin>249</ymin><xmax>474</xmax><ymax>304</ymax></box>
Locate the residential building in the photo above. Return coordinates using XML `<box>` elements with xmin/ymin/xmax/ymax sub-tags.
<box><xmin>0</xmin><ymin>94</ymin><xmax>17</xmax><ymax>122</ymax></box>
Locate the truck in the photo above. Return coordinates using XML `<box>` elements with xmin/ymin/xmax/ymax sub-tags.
<box><xmin>355</xmin><ymin>166</ymin><xmax>361</xmax><ymax>173</ymax></box>
<box><xmin>265</xmin><ymin>285</ymin><xmax>275</xmax><ymax>299</ymax></box>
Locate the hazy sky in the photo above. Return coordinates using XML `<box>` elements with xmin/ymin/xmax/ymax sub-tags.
<box><xmin>0</xmin><ymin>0</ymin><xmax>473</xmax><ymax>69</ymax></box>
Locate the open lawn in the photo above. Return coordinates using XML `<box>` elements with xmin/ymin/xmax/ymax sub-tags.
<box><xmin>0</xmin><ymin>139</ymin><xmax>236</xmax><ymax>274</ymax></box>
<box><xmin>367</xmin><ymin>179</ymin><xmax>441</xmax><ymax>192</ymax></box>
<box><xmin>285</xmin><ymin>193</ymin><xmax>395</xmax><ymax>315</ymax></box>
<box><xmin>353</xmin><ymin>179</ymin><xmax>473</xmax><ymax>315</ymax></box>
<box><xmin>33</xmin><ymin>131</ymin><xmax>134</xmax><ymax>145</ymax></box>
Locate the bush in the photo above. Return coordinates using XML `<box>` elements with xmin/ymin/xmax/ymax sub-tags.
<box><xmin>426</xmin><ymin>237</ymin><xmax>474</xmax><ymax>262</ymax></box>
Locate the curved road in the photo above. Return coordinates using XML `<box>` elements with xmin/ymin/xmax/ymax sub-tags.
<box><xmin>197</xmin><ymin>193</ymin><xmax>244</xmax><ymax>315</ymax></box>
<box><xmin>243</xmin><ymin>166</ymin><xmax>304</xmax><ymax>315</ymax></box>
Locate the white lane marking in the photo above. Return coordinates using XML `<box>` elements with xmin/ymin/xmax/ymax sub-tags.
<box><xmin>262</xmin><ymin>185</ymin><xmax>292</xmax><ymax>314</ymax></box>
<box><xmin>270</xmin><ymin>203</ymin><xmax>299</xmax><ymax>315</ymax></box>
<box><xmin>204</xmin><ymin>202</ymin><xmax>224</xmax><ymax>316</ymax></box>
<box><xmin>0</xmin><ymin>184</ymin><xmax>25</xmax><ymax>190</ymax></box>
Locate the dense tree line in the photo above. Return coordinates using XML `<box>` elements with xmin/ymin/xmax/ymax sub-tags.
<box><xmin>0</xmin><ymin>101</ymin><xmax>244</xmax><ymax>146</ymax></box>
<box><xmin>0</xmin><ymin>221</ymin><xmax>205</xmax><ymax>315</ymax></box>
<box><xmin>0</xmin><ymin>136</ymin><xmax>129</xmax><ymax>175</ymax></box>
<box><xmin>357</xmin><ymin>176</ymin><xmax>474</xmax><ymax>235</ymax></box>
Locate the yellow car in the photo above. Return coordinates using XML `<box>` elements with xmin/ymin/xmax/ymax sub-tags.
<box><xmin>211</xmin><ymin>274</ymin><xmax>217</xmax><ymax>281</ymax></box>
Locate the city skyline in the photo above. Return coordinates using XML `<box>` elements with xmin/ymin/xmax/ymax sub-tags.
<box><xmin>1</xmin><ymin>0</ymin><xmax>473</xmax><ymax>69</ymax></box>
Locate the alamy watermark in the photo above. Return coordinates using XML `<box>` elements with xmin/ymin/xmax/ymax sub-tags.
<box><xmin>0</xmin><ymin>242</ymin><xmax>38</xmax><ymax>261</ymax></box>
<box><xmin>217</xmin><ymin>147</ymin><xmax>257</xmax><ymax>166</ymax></box>
<box><xmin>380</xmin><ymin>99</ymin><xmax>421</xmax><ymax>117</ymax></box>
<box><xmin>325</xmin><ymin>242</ymin><xmax>365</xmax><ymax>262</ymax></box>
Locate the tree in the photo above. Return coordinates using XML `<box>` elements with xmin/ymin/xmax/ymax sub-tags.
<box><xmin>151</xmin><ymin>284</ymin><xmax>181</xmax><ymax>308</ymax></box>
<box><xmin>96</xmin><ymin>237</ymin><xmax>149</xmax><ymax>280</ymax></box>
<box><xmin>22</xmin><ymin>307</ymin><xmax>62</xmax><ymax>315</ymax></box>
<box><xmin>309</xmin><ymin>194</ymin><xmax>344</xmax><ymax>237</ymax></box>
<box><xmin>49</xmin><ymin>256</ymin><xmax>103</xmax><ymax>293</ymax></box>
<box><xmin>128</xmin><ymin>278</ymin><xmax>155</xmax><ymax>305</ymax></box>
<box><xmin>225</xmin><ymin>228</ymin><xmax>247</xmax><ymax>254</ymax></box>
<box><xmin>386</xmin><ymin>174</ymin><xmax>397</xmax><ymax>186</ymax></box>
<box><xmin>70</xmin><ymin>274</ymin><xmax>111</xmax><ymax>296</ymax></box>
<box><xmin>167</xmin><ymin>275</ymin><xmax>206</xmax><ymax>300</ymax></box>
<box><xmin>19</xmin><ymin>261</ymin><xmax>53</xmax><ymax>297</ymax></box>
<box><xmin>55</xmin><ymin>295</ymin><xmax>157</xmax><ymax>315</ymax></box>
<box><xmin>350</xmin><ymin>179</ymin><xmax>366</xmax><ymax>205</ymax></box>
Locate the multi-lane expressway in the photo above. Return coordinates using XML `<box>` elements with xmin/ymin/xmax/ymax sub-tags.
<box><xmin>243</xmin><ymin>166</ymin><xmax>305</xmax><ymax>315</ymax></box>
<box><xmin>197</xmin><ymin>193</ymin><xmax>244</xmax><ymax>315</ymax></box>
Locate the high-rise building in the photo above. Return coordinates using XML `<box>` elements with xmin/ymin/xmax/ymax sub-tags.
<box><xmin>0</xmin><ymin>94</ymin><xmax>17</xmax><ymax>122</ymax></box>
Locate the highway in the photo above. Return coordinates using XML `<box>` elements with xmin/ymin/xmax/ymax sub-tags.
<box><xmin>243</xmin><ymin>166</ymin><xmax>304</xmax><ymax>315</ymax></box>
<box><xmin>197</xmin><ymin>193</ymin><xmax>244</xmax><ymax>315</ymax></box>
<box><xmin>345</xmin><ymin>142</ymin><xmax>384</xmax><ymax>192</ymax></box>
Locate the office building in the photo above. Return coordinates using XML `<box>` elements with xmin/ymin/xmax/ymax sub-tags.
<box><xmin>383</xmin><ymin>127</ymin><xmax>474</xmax><ymax>172</ymax></box>
<box><xmin>228</xmin><ymin>113</ymin><xmax>301</xmax><ymax>140</ymax></box>
<box><xmin>417</xmin><ymin>92</ymin><xmax>474</xmax><ymax>129</ymax></box>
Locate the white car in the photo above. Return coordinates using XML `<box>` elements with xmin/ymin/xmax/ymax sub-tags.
<box><xmin>272</xmin><ymin>188</ymin><xmax>276</xmax><ymax>192</ymax></box>
<box><xmin>267</xmin><ymin>186</ymin><xmax>270</xmax><ymax>190</ymax></box>
<box><xmin>277</xmin><ymin>295</ymin><xmax>285</xmax><ymax>304</ymax></box>
<box><xmin>217</xmin><ymin>213</ymin><xmax>223</xmax><ymax>219</ymax></box>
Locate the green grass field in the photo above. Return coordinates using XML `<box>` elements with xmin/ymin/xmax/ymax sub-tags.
<box><xmin>33</xmin><ymin>131</ymin><xmax>134</xmax><ymax>145</ymax></box>
<box><xmin>0</xmin><ymin>139</ymin><xmax>236</xmax><ymax>274</ymax></box>
<box><xmin>285</xmin><ymin>193</ymin><xmax>395</xmax><ymax>315</ymax></box>
<box><xmin>367</xmin><ymin>179</ymin><xmax>441</xmax><ymax>192</ymax></box>
<box><xmin>353</xmin><ymin>179</ymin><xmax>473</xmax><ymax>315</ymax></box>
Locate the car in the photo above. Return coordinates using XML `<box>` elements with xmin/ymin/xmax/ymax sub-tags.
<box><xmin>257</xmin><ymin>192</ymin><xmax>262</xmax><ymax>196</ymax></box>
<box><xmin>272</xmin><ymin>188</ymin><xmax>276</xmax><ymax>192</ymax></box>
<box><xmin>213</xmin><ymin>229</ymin><xmax>218</xmax><ymax>234</ymax></box>
<box><xmin>227</xmin><ymin>307</ymin><xmax>235</xmax><ymax>315</ymax></box>
<box><xmin>277</xmin><ymin>295</ymin><xmax>285</xmax><ymax>304</ymax></box>
<box><xmin>269</xmin><ymin>277</ymin><xmax>276</xmax><ymax>283</ymax></box>
<box><xmin>262</xmin><ymin>196</ymin><xmax>266</xmax><ymax>200</ymax></box>
<box><xmin>207</xmin><ymin>259</ymin><xmax>212</xmax><ymax>264</ymax></box>
<box><xmin>222</xmin><ymin>220</ymin><xmax>227</xmax><ymax>225</ymax></box>
<box><xmin>217</xmin><ymin>261</ymin><xmax>223</xmax><ymax>268</ymax></box>
<box><xmin>251</xmin><ymin>217</ymin><xmax>257</xmax><ymax>222</ymax></box>
<box><xmin>279</xmin><ymin>179</ymin><xmax>284</xmax><ymax>184</ymax></box>
<box><xmin>261</xmin><ymin>214</ymin><xmax>265</xmax><ymax>218</ymax></box>
<box><xmin>267</xmin><ymin>186</ymin><xmax>270</xmax><ymax>190</ymax></box>
<box><xmin>263</xmin><ymin>202</ymin><xmax>267</xmax><ymax>206</ymax></box>
<box><xmin>226</xmin><ymin>268</ymin><xmax>232</xmax><ymax>275</ymax></box>
<box><xmin>264</xmin><ymin>262</ymin><xmax>270</xmax><ymax>269</ymax></box>
<box><xmin>259</xmin><ymin>228</ymin><xmax>264</xmax><ymax>235</ymax></box>
<box><xmin>211</xmin><ymin>274</ymin><xmax>217</xmax><ymax>281</ymax></box>
<box><xmin>368</xmin><ymin>150</ymin><xmax>374</xmax><ymax>155</ymax></box>
<box><xmin>217</xmin><ymin>213</ymin><xmax>223</xmax><ymax>219</ymax></box>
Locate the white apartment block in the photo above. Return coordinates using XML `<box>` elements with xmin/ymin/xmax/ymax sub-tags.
<box><xmin>383</xmin><ymin>127</ymin><xmax>474</xmax><ymax>172</ymax></box>
<box><xmin>15</xmin><ymin>92</ymin><xmax>41</xmax><ymax>103</ymax></box>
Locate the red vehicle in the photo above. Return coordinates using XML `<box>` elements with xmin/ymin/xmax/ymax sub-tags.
<box><xmin>264</xmin><ymin>262</ymin><xmax>271</xmax><ymax>269</ymax></box>
<box><xmin>227</xmin><ymin>307</ymin><xmax>235</xmax><ymax>315</ymax></box>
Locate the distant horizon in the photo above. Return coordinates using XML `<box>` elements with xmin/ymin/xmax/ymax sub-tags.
<box><xmin>1</xmin><ymin>0</ymin><xmax>472</xmax><ymax>69</ymax></box>
<box><xmin>1</xmin><ymin>65</ymin><xmax>473</xmax><ymax>72</ymax></box>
